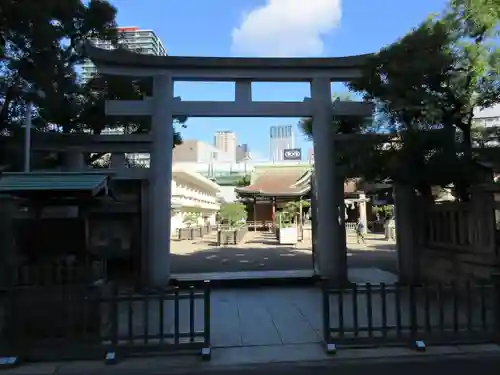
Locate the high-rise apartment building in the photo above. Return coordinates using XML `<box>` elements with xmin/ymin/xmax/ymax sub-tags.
<box><xmin>82</xmin><ymin>26</ymin><xmax>167</xmax><ymax>166</ymax></box>
<box><xmin>214</xmin><ymin>131</ymin><xmax>237</xmax><ymax>162</ymax></box>
<box><xmin>81</xmin><ymin>26</ymin><xmax>168</xmax><ymax>82</ymax></box>
<box><xmin>269</xmin><ymin>125</ymin><xmax>295</xmax><ymax>162</ymax></box>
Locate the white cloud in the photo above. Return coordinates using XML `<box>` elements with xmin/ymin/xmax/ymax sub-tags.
<box><xmin>231</xmin><ymin>0</ymin><xmax>342</xmax><ymax>57</ymax></box>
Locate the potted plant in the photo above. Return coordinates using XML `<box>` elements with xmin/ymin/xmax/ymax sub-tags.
<box><xmin>179</xmin><ymin>213</ymin><xmax>200</xmax><ymax>240</ymax></box>
<box><xmin>218</xmin><ymin>203</ymin><xmax>248</xmax><ymax>245</ymax></box>
<box><xmin>276</xmin><ymin>202</ymin><xmax>299</xmax><ymax>245</ymax></box>
<box><xmin>183</xmin><ymin>213</ymin><xmax>199</xmax><ymax>228</ymax></box>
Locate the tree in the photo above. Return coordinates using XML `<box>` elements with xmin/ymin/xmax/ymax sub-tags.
<box><xmin>442</xmin><ymin>0</ymin><xmax>500</xmax><ymax>153</ymax></box>
<box><xmin>298</xmin><ymin>92</ymin><xmax>375</xmax><ymax>139</ymax></box>
<box><xmin>298</xmin><ymin>92</ymin><xmax>387</xmax><ymax>181</ymax></box>
<box><xmin>0</xmin><ymin>0</ymin><xmax>118</xmax><ymax>169</ymax></box>
<box><xmin>219</xmin><ymin>203</ymin><xmax>247</xmax><ymax>227</ymax></box>
<box><xmin>1</xmin><ymin>0</ymin><xmax>119</xmax><ymax>132</ymax></box>
<box><xmin>348</xmin><ymin>0</ymin><xmax>500</xmax><ymax>200</ymax></box>
<box><xmin>281</xmin><ymin>201</ymin><xmax>311</xmax><ymax>224</ymax></box>
<box><xmin>183</xmin><ymin>212</ymin><xmax>200</xmax><ymax>227</ymax></box>
<box><xmin>235</xmin><ymin>174</ymin><xmax>251</xmax><ymax>187</ymax></box>
<box><xmin>0</xmin><ymin>0</ymin><xmax>185</xmax><ymax>170</ymax></box>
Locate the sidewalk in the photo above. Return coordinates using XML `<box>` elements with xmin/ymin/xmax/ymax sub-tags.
<box><xmin>4</xmin><ymin>343</ymin><xmax>500</xmax><ymax>375</ymax></box>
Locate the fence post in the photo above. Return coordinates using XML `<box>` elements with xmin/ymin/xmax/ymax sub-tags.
<box><xmin>492</xmin><ymin>274</ymin><xmax>500</xmax><ymax>340</ymax></box>
<box><xmin>321</xmin><ymin>278</ymin><xmax>336</xmax><ymax>353</ymax></box>
<box><xmin>202</xmin><ymin>280</ymin><xmax>211</xmax><ymax>361</ymax></box>
<box><xmin>104</xmin><ymin>282</ymin><xmax>119</xmax><ymax>365</ymax></box>
<box><xmin>409</xmin><ymin>283</ymin><xmax>418</xmax><ymax>340</ymax></box>
<box><xmin>111</xmin><ymin>283</ymin><xmax>119</xmax><ymax>347</ymax></box>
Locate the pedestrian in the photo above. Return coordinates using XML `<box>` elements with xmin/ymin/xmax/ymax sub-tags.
<box><xmin>355</xmin><ymin>218</ymin><xmax>365</xmax><ymax>244</ymax></box>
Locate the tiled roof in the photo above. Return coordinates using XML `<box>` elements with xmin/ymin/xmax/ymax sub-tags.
<box><xmin>0</xmin><ymin>172</ymin><xmax>110</xmax><ymax>196</ymax></box>
<box><xmin>237</xmin><ymin>168</ymin><xmax>362</xmax><ymax>197</ymax></box>
<box><xmin>236</xmin><ymin>167</ymin><xmax>311</xmax><ymax>197</ymax></box>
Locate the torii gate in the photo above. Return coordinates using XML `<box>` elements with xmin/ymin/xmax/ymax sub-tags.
<box><xmin>84</xmin><ymin>44</ymin><xmax>374</xmax><ymax>287</ymax></box>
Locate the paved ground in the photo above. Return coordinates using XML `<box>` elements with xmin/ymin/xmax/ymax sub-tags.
<box><xmin>171</xmin><ymin>230</ymin><xmax>397</xmax><ymax>275</ymax></box>
<box><xmin>9</xmin><ymin>344</ymin><xmax>500</xmax><ymax>374</ymax></box>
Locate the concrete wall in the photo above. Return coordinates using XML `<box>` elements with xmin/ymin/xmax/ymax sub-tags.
<box><xmin>218</xmin><ymin>185</ymin><xmax>237</xmax><ymax>202</ymax></box>
<box><xmin>247</xmin><ymin>202</ymin><xmax>273</xmax><ymax>222</ymax></box>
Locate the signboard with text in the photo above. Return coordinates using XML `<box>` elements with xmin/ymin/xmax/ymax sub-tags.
<box><xmin>283</xmin><ymin>148</ymin><xmax>302</xmax><ymax>161</ymax></box>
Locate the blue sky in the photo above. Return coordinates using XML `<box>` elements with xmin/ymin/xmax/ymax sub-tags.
<box><xmin>110</xmin><ymin>0</ymin><xmax>449</xmax><ymax>160</ymax></box>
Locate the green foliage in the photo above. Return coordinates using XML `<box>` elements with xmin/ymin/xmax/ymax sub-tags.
<box><xmin>277</xmin><ymin>201</ymin><xmax>310</xmax><ymax>226</ymax></box>
<box><xmin>183</xmin><ymin>213</ymin><xmax>199</xmax><ymax>227</ymax></box>
<box><xmin>276</xmin><ymin>212</ymin><xmax>293</xmax><ymax>227</ymax></box>
<box><xmin>0</xmin><ymin>0</ymin><xmax>185</xmax><ymax>170</ymax></box>
<box><xmin>298</xmin><ymin>92</ymin><xmax>375</xmax><ymax>139</ymax></box>
<box><xmin>347</xmin><ymin>0</ymin><xmax>500</xmax><ymax>200</ymax></box>
<box><xmin>372</xmin><ymin>205</ymin><xmax>394</xmax><ymax>220</ymax></box>
<box><xmin>235</xmin><ymin>174</ymin><xmax>251</xmax><ymax>187</ymax></box>
<box><xmin>298</xmin><ymin>92</ymin><xmax>385</xmax><ymax>180</ymax></box>
<box><xmin>284</xmin><ymin>201</ymin><xmax>310</xmax><ymax>214</ymax></box>
<box><xmin>219</xmin><ymin>202</ymin><xmax>247</xmax><ymax>227</ymax></box>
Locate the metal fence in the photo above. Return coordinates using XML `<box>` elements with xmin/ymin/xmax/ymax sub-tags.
<box><xmin>345</xmin><ymin>222</ymin><xmax>357</xmax><ymax>231</ymax></box>
<box><xmin>322</xmin><ymin>280</ymin><xmax>500</xmax><ymax>349</ymax></box>
<box><xmin>0</xmin><ymin>281</ymin><xmax>211</xmax><ymax>362</ymax></box>
<box><xmin>9</xmin><ymin>262</ymin><xmax>107</xmax><ymax>286</ymax></box>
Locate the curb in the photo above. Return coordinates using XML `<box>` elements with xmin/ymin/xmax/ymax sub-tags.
<box><xmin>6</xmin><ymin>345</ymin><xmax>499</xmax><ymax>375</ymax></box>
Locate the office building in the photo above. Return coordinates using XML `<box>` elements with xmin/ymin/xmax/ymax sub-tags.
<box><xmin>269</xmin><ymin>125</ymin><xmax>295</xmax><ymax>162</ymax></box>
<box><xmin>173</xmin><ymin>140</ymin><xmax>234</xmax><ymax>164</ymax></box>
<box><xmin>214</xmin><ymin>131</ymin><xmax>237</xmax><ymax>161</ymax></box>
<box><xmin>236</xmin><ymin>144</ymin><xmax>250</xmax><ymax>162</ymax></box>
<box><xmin>81</xmin><ymin>26</ymin><xmax>168</xmax><ymax>82</ymax></box>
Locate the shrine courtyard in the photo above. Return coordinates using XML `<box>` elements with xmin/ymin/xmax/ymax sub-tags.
<box><xmin>170</xmin><ymin>228</ymin><xmax>398</xmax><ymax>277</ymax></box>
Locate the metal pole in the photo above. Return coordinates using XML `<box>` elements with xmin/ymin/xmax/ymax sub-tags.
<box><xmin>24</xmin><ymin>101</ymin><xmax>33</xmax><ymax>172</ymax></box>
<box><xmin>253</xmin><ymin>196</ymin><xmax>257</xmax><ymax>232</ymax></box>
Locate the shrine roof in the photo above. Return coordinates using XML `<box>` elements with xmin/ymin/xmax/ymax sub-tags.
<box><xmin>236</xmin><ymin>168</ymin><xmax>363</xmax><ymax>198</ymax></box>
<box><xmin>236</xmin><ymin>167</ymin><xmax>311</xmax><ymax>197</ymax></box>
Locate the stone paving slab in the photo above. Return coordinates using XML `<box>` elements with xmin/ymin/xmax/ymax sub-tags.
<box><xmin>171</xmin><ymin>231</ymin><xmax>398</xmax><ymax>275</ymax></box>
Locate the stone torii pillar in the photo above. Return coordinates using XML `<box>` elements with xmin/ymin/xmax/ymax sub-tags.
<box><xmin>311</xmin><ymin>79</ymin><xmax>348</xmax><ymax>285</ymax></box>
<box><xmin>148</xmin><ymin>74</ymin><xmax>174</xmax><ymax>287</ymax></box>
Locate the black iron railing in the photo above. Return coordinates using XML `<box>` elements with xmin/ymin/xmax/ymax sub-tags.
<box><xmin>10</xmin><ymin>262</ymin><xmax>107</xmax><ymax>286</ymax></box>
<box><xmin>0</xmin><ymin>280</ymin><xmax>211</xmax><ymax>362</ymax></box>
<box><xmin>322</xmin><ymin>279</ymin><xmax>500</xmax><ymax>349</ymax></box>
